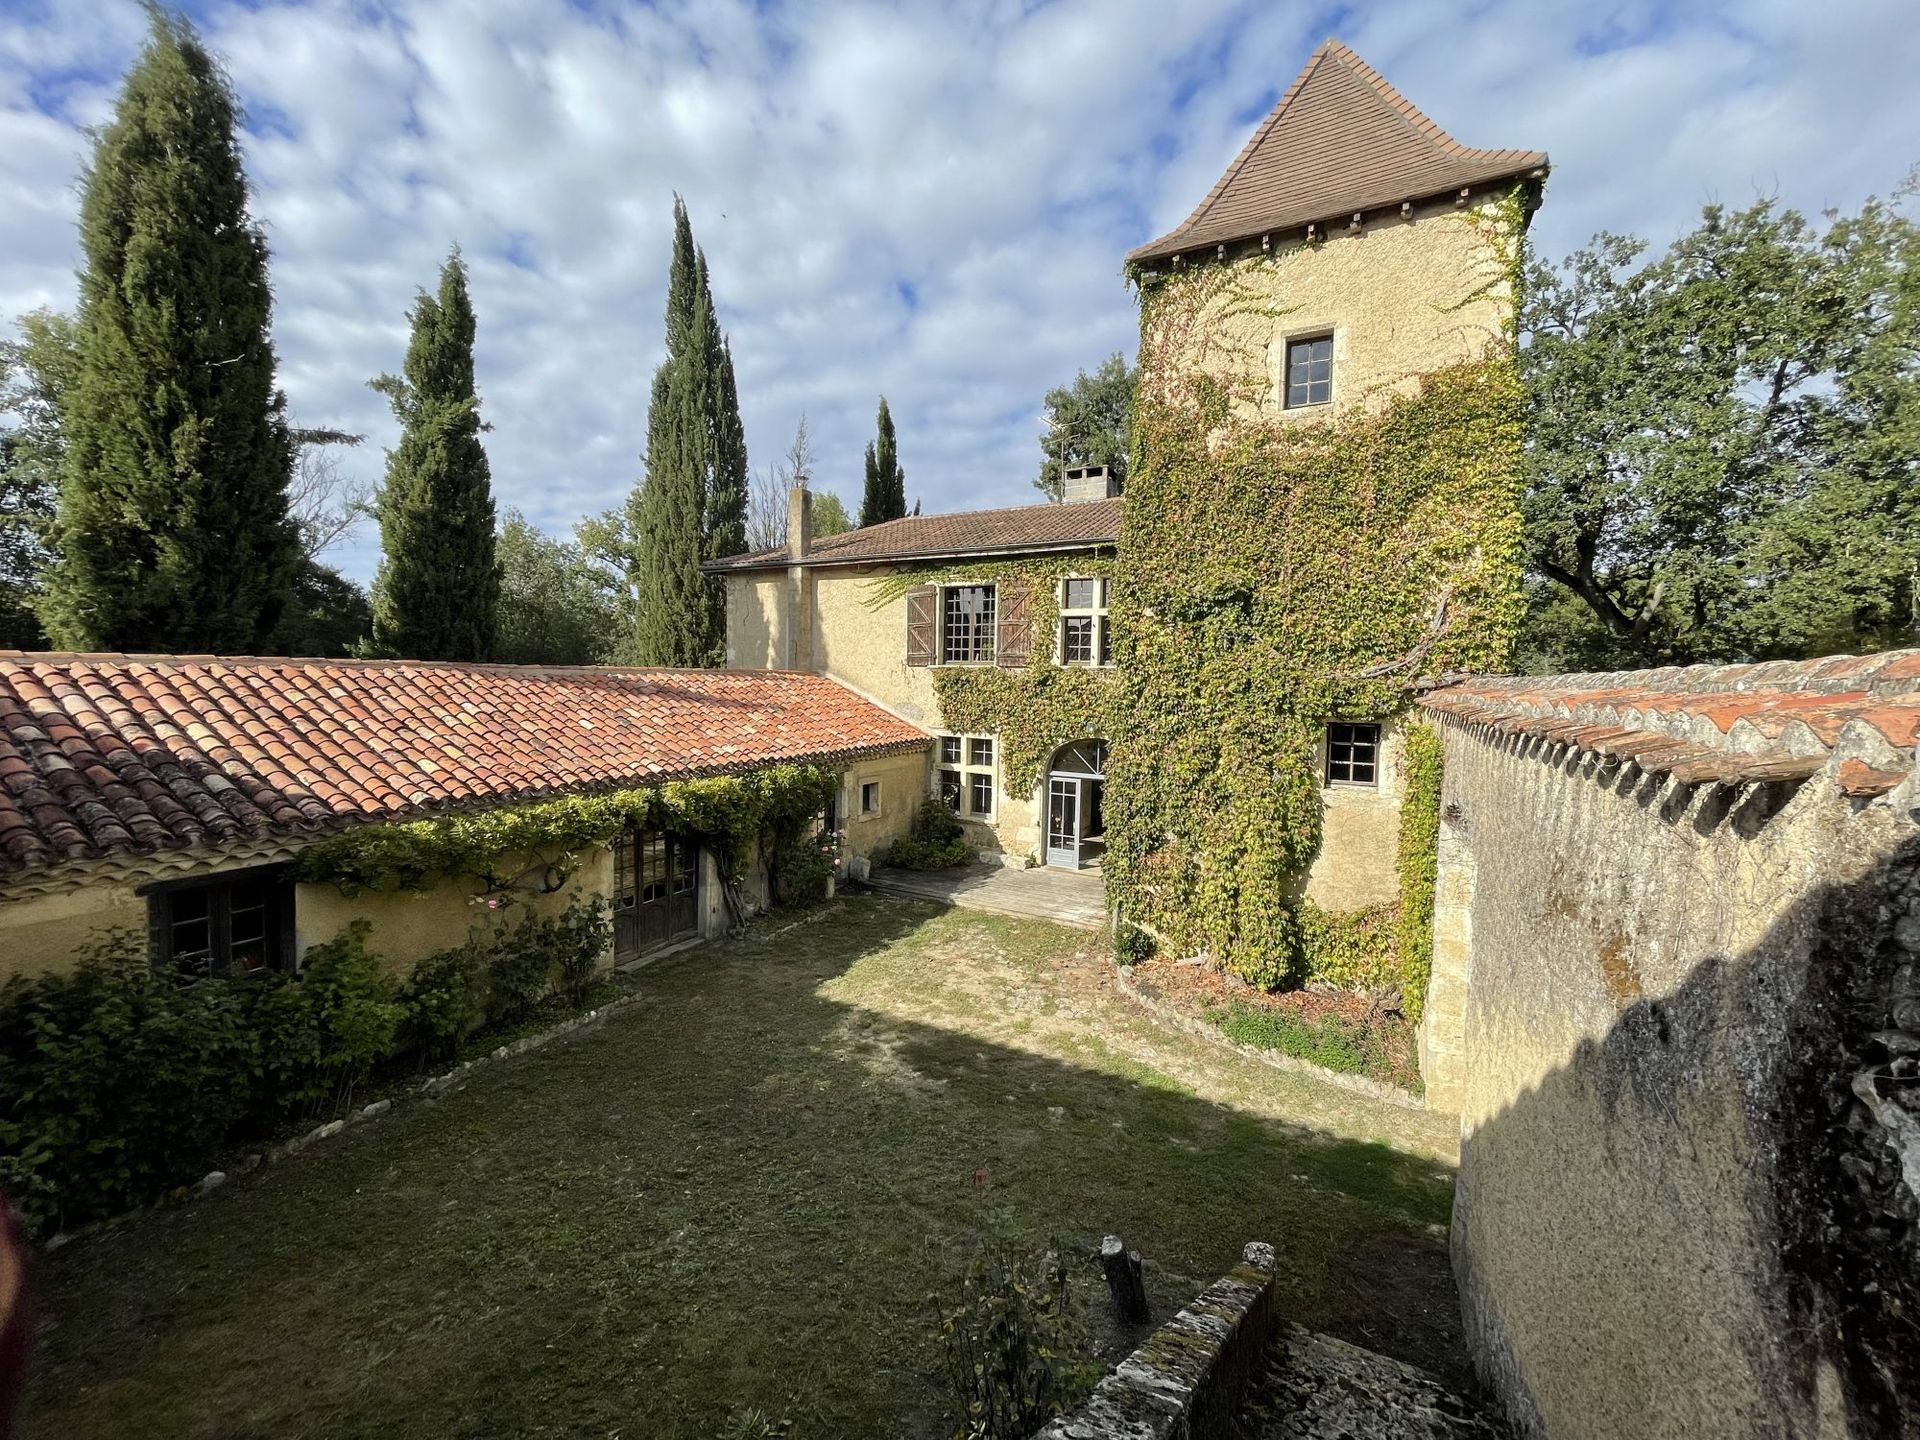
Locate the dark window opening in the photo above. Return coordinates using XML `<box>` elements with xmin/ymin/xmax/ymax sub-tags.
<box><xmin>1326</xmin><ymin>722</ymin><xmax>1380</xmax><ymax>786</ymax></box>
<box><xmin>1286</xmin><ymin>335</ymin><xmax>1333</xmax><ymax>408</ymax></box>
<box><xmin>861</xmin><ymin>780</ymin><xmax>881</xmax><ymax>814</ymax></box>
<box><xmin>969</xmin><ymin>771</ymin><xmax>994</xmax><ymax>817</ymax></box>
<box><xmin>938</xmin><ymin>768</ymin><xmax>963</xmax><ymax>812</ymax></box>
<box><xmin>149</xmin><ymin>871</ymin><xmax>293</xmax><ymax>981</ymax></box>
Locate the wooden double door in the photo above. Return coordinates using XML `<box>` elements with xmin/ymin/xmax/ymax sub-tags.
<box><xmin>613</xmin><ymin>829</ymin><xmax>700</xmax><ymax>962</ymax></box>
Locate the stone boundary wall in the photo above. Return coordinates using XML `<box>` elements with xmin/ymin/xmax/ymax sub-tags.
<box><xmin>1035</xmin><ymin>1241</ymin><xmax>1277</xmax><ymax>1440</ymax></box>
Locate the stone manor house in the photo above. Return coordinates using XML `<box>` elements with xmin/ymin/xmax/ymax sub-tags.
<box><xmin>0</xmin><ymin>38</ymin><xmax>1916</xmax><ymax>1440</ymax></box>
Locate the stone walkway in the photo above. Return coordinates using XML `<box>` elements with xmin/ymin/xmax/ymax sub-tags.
<box><xmin>864</xmin><ymin>860</ymin><xmax>1108</xmax><ymax>929</ymax></box>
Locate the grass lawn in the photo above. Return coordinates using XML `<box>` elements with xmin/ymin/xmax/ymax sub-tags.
<box><xmin>21</xmin><ymin>897</ymin><xmax>1464</xmax><ymax>1439</ymax></box>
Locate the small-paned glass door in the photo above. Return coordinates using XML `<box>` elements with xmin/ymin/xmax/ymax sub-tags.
<box><xmin>1046</xmin><ymin>777</ymin><xmax>1081</xmax><ymax>869</ymax></box>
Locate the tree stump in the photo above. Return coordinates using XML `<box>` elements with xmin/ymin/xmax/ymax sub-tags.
<box><xmin>1101</xmin><ymin>1234</ymin><xmax>1149</xmax><ymax>1324</ymax></box>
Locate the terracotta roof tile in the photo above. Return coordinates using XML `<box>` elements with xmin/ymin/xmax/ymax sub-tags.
<box><xmin>1421</xmin><ymin>650</ymin><xmax>1920</xmax><ymax>794</ymax></box>
<box><xmin>707</xmin><ymin>497</ymin><xmax>1120</xmax><ymax>572</ymax></box>
<box><xmin>1129</xmin><ymin>40</ymin><xmax>1547</xmax><ymax>265</ymax></box>
<box><xmin>0</xmin><ymin>655</ymin><xmax>928</xmax><ymax>877</ymax></box>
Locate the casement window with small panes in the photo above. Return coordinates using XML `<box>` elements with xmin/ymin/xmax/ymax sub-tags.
<box><xmin>147</xmin><ymin>868</ymin><xmax>295</xmax><ymax>981</ymax></box>
<box><xmin>1325</xmin><ymin>722</ymin><xmax>1381</xmax><ymax>787</ymax></box>
<box><xmin>936</xmin><ymin>734</ymin><xmax>997</xmax><ymax>819</ymax></box>
<box><xmin>1058</xmin><ymin>577</ymin><xmax>1111</xmax><ymax>666</ymax></box>
<box><xmin>1285</xmin><ymin>334</ymin><xmax>1334</xmax><ymax>408</ymax></box>
<box><xmin>941</xmin><ymin>584</ymin><xmax>997</xmax><ymax>664</ymax></box>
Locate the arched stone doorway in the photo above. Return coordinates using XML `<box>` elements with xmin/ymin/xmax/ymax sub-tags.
<box><xmin>1045</xmin><ymin>739</ymin><xmax>1108</xmax><ymax>870</ymax></box>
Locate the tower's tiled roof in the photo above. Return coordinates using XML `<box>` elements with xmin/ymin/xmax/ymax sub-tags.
<box><xmin>0</xmin><ymin>654</ymin><xmax>927</xmax><ymax>876</ymax></box>
<box><xmin>1130</xmin><ymin>39</ymin><xmax>1547</xmax><ymax>265</ymax></box>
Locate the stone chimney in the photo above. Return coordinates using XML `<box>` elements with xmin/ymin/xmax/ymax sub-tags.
<box><xmin>1062</xmin><ymin>464</ymin><xmax>1121</xmax><ymax>503</ymax></box>
<box><xmin>787</xmin><ymin>484</ymin><xmax>813</xmax><ymax>560</ymax></box>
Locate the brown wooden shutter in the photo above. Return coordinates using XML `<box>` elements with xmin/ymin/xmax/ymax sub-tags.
<box><xmin>905</xmin><ymin>585</ymin><xmax>937</xmax><ymax>666</ymax></box>
<box><xmin>996</xmin><ymin>580</ymin><xmax>1033</xmax><ymax>668</ymax></box>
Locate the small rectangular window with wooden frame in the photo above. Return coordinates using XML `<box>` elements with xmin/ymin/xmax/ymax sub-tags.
<box><xmin>1058</xmin><ymin>577</ymin><xmax>1111</xmax><ymax>666</ymax></box>
<box><xmin>1325</xmin><ymin>722</ymin><xmax>1381</xmax><ymax>788</ymax></box>
<box><xmin>1285</xmin><ymin>334</ymin><xmax>1334</xmax><ymax>409</ymax></box>
<box><xmin>146</xmin><ymin>867</ymin><xmax>295</xmax><ymax>982</ymax></box>
<box><xmin>941</xmin><ymin>584</ymin><xmax>997</xmax><ymax>664</ymax></box>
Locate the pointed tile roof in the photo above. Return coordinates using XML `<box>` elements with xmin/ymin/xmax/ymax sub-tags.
<box><xmin>1129</xmin><ymin>40</ymin><xmax>1547</xmax><ymax>265</ymax></box>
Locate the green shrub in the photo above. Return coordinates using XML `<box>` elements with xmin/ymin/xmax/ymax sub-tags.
<box><xmin>253</xmin><ymin>921</ymin><xmax>403</xmax><ymax>1117</ymax></box>
<box><xmin>481</xmin><ymin>896</ymin><xmax>614</xmax><ymax>1023</ymax></box>
<box><xmin>1217</xmin><ymin>999</ymin><xmax>1373</xmax><ymax>1074</ymax></box>
<box><xmin>400</xmin><ymin>941</ymin><xmax>491</xmax><ymax>1063</ymax></box>
<box><xmin>937</xmin><ymin>1235</ymin><xmax>1096</xmax><ymax>1439</ymax></box>
<box><xmin>1113</xmin><ymin>921</ymin><xmax>1156</xmax><ymax>966</ymax></box>
<box><xmin>0</xmin><ymin>935</ymin><xmax>259</xmax><ymax>1235</ymax></box>
<box><xmin>885</xmin><ymin>798</ymin><xmax>975</xmax><ymax>871</ymax></box>
<box><xmin>772</xmin><ymin>823</ymin><xmax>838</xmax><ymax>908</ymax></box>
<box><xmin>547</xmin><ymin>895</ymin><xmax>614</xmax><ymax>1009</ymax></box>
<box><xmin>1298</xmin><ymin>901</ymin><xmax>1397</xmax><ymax>992</ymax></box>
<box><xmin>1395</xmin><ymin>722</ymin><xmax>1444</xmax><ymax>1023</ymax></box>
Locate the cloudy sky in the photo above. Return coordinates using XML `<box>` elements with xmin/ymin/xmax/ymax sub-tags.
<box><xmin>4</xmin><ymin>0</ymin><xmax>1919</xmax><ymax>584</ymax></box>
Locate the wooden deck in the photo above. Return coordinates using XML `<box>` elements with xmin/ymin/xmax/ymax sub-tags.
<box><xmin>864</xmin><ymin>861</ymin><xmax>1108</xmax><ymax>929</ymax></box>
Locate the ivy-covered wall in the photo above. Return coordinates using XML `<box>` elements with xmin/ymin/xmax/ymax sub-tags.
<box><xmin>1108</xmin><ymin>191</ymin><xmax>1528</xmax><ymax>996</ymax></box>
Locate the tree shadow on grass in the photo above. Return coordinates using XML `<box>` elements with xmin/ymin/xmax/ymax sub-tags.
<box><xmin>19</xmin><ymin>896</ymin><xmax>1465</xmax><ymax>1440</ymax></box>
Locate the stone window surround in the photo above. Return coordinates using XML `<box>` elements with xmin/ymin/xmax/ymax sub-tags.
<box><xmin>936</xmin><ymin>732</ymin><xmax>998</xmax><ymax>820</ymax></box>
<box><xmin>1270</xmin><ymin>321</ymin><xmax>1343</xmax><ymax>415</ymax></box>
<box><xmin>1057</xmin><ymin>576</ymin><xmax>1113</xmax><ymax>667</ymax></box>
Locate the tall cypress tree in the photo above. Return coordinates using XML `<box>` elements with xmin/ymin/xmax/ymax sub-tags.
<box><xmin>369</xmin><ymin>250</ymin><xmax>499</xmax><ymax>661</ymax></box>
<box><xmin>40</xmin><ymin>11</ymin><xmax>297</xmax><ymax>652</ymax></box>
<box><xmin>859</xmin><ymin>397</ymin><xmax>907</xmax><ymax>526</ymax></box>
<box><xmin>628</xmin><ymin>197</ymin><xmax>747</xmax><ymax>666</ymax></box>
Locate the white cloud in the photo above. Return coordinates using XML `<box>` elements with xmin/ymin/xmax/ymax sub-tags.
<box><xmin>3</xmin><ymin>0</ymin><xmax>1918</xmax><ymax>586</ymax></box>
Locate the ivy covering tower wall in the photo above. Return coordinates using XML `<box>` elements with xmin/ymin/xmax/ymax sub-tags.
<box><xmin>1106</xmin><ymin>192</ymin><xmax>1530</xmax><ymax>992</ymax></box>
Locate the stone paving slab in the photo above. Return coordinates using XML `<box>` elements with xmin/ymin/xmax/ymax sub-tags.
<box><xmin>865</xmin><ymin>861</ymin><xmax>1108</xmax><ymax>929</ymax></box>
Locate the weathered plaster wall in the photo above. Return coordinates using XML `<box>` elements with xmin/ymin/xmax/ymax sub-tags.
<box><xmin>1148</xmin><ymin>194</ymin><xmax>1513</xmax><ymax>427</ymax></box>
<box><xmin>1304</xmin><ymin>718</ymin><xmax>1406</xmax><ymax>911</ymax></box>
<box><xmin>807</xmin><ymin>568</ymin><xmax>939</xmax><ymax>725</ymax></box>
<box><xmin>725</xmin><ymin>574</ymin><xmax>789</xmax><ymax>670</ymax></box>
<box><xmin>835</xmin><ymin>748</ymin><xmax>927</xmax><ymax>865</ymax></box>
<box><xmin>1437</xmin><ymin>725</ymin><xmax>1920</xmax><ymax>1439</ymax></box>
<box><xmin>0</xmin><ymin>878</ymin><xmax>150</xmax><ymax>980</ymax></box>
<box><xmin>297</xmin><ymin>843</ymin><xmax>617</xmax><ymax>972</ymax></box>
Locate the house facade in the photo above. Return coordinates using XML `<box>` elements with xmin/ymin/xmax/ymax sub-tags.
<box><xmin>711</xmin><ymin>41</ymin><xmax>1545</xmax><ymax>935</ymax></box>
<box><xmin>0</xmin><ymin>655</ymin><xmax>926</xmax><ymax>982</ymax></box>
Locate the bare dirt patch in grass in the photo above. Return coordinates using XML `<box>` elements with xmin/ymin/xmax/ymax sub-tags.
<box><xmin>20</xmin><ymin>898</ymin><xmax>1464</xmax><ymax>1439</ymax></box>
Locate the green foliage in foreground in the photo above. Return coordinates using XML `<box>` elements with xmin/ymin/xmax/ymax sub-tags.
<box><xmin>883</xmin><ymin>797</ymin><xmax>976</xmax><ymax>871</ymax></box>
<box><xmin>936</xmin><ymin>1231</ymin><xmax>1098</xmax><ymax>1439</ymax></box>
<box><xmin>0</xmin><ymin>899</ymin><xmax>613</xmax><ymax>1237</ymax></box>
